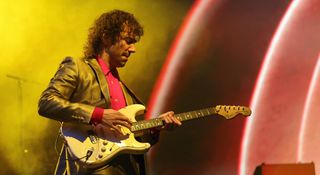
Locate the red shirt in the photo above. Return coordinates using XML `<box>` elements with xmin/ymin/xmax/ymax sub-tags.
<box><xmin>90</xmin><ymin>57</ymin><xmax>126</xmax><ymax>124</ymax></box>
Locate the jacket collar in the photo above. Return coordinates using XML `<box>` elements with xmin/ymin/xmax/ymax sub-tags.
<box><xmin>85</xmin><ymin>58</ymin><xmax>110</xmax><ymax>106</ymax></box>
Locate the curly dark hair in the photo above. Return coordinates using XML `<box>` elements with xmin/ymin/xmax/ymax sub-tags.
<box><xmin>83</xmin><ymin>10</ymin><xmax>144</xmax><ymax>58</ymax></box>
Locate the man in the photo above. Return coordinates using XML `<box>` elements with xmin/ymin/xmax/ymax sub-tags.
<box><xmin>38</xmin><ymin>10</ymin><xmax>181</xmax><ymax>175</ymax></box>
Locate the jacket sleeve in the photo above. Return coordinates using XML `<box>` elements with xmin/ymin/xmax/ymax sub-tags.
<box><xmin>137</xmin><ymin>129</ymin><xmax>160</xmax><ymax>146</ymax></box>
<box><xmin>38</xmin><ymin>57</ymin><xmax>94</xmax><ymax>124</ymax></box>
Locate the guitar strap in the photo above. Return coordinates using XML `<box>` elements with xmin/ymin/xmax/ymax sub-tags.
<box><xmin>121</xmin><ymin>81</ymin><xmax>145</xmax><ymax>106</ymax></box>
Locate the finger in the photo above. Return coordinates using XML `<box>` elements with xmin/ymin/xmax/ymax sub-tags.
<box><xmin>160</xmin><ymin>111</ymin><xmax>174</xmax><ymax>118</ymax></box>
<box><xmin>104</xmin><ymin>109</ymin><xmax>132</xmax><ymax>124</ymax></box>
<box><xmin>172</xmin><ymin>116</ymin><xmax>182</xmax><ymax>125</ymax></box>
<box><xmin>113</xmin><ymin>120</ymin><xmax>132</xmax><ymax>129</ymax></box>
<box><xmin>160</xmin><ymin>111</ymin><xmax>170</xmax><ymax>117</ymax></box>
<box><xmin>163</xmin><ymin>111</ymin><xmax>174</xmax><ymax>117</ymax></box>
<box><xmin>101</xmin><ymin>121</ymin><xmax>123</xmax><ymax>135</ymax></box>
<box><xmin>113</xmin><ymin>113</ymin><xmax>132</xmax><ymax>124</ymax></box>
<box><xmin>110</xmin><ymin>125</ymin><xmax>124</xmax><ymax>135</ymax></box>
<box><xmin>167</xmin><ymin>112</ymin><xmax>180</xmax><ymax>125</ymax></box>
<box><xmin>164</xmin><ymin>116</ymin><xmax>173</xmax><ymax>124</ymax></box>
<box><xmin>162</xmin><ymin>117</ymin><xmax>168</xmax><ymax>124</ymax></box>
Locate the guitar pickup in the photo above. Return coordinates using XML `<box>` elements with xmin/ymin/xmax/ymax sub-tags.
<box><xmin>87</xmin><ymin>130</ymin><xmax>98</xmax><ymax>144</ymax></box>
<box><xmin>89</xmin><ymin>135</ymin><xmax>97</xmax><ymax>144</ymax></box>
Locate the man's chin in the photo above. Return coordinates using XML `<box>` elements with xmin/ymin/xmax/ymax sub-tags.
<box><xmin>118</xmin><ymin>62</ymin><xmax>127</xmax><ymax>67</ymax></box>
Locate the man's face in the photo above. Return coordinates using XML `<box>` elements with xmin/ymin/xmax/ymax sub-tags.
<box><xmin>106</xmin><ymin>29</ymin><xmax>137</xmax><ymax>68</ymax></box>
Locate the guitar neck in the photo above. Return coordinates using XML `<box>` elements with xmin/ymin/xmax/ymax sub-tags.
<box><xmin>131</xmin><ymin>108</ymin><xmax>216</xmax><ymax>132</ymax></box>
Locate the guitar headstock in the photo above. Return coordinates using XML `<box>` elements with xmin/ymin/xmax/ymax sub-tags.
<box><xmin>214</xmin><ymin>105</ymin><xmax>251</xmax><ymax>119</ymax></box>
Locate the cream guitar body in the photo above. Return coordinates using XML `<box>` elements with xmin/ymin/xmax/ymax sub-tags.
<box><xmin>61</xmin><ymin>105</ymin><xmax>149</xmax><ymax>168</ymax></box>
<box><xmin>61</xmin><ymin>104</ymin><xmax>251</xmax><ymax>168</ymax></box>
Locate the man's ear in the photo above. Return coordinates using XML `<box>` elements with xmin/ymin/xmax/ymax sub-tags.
<box><xmin>102</xmin><ymin>33</ymin><xmax>112</xmax><ymax>48</ymax></box>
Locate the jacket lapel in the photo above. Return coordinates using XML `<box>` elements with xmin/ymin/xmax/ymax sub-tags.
<box><xmin>86</xmin><ymin>58</ymin><xmax>110</xmax><ymax>106</ymax></box>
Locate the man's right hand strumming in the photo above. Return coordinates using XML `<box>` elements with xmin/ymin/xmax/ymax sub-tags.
<box><xmin>93</xmin><ymin>109</ymin><xmax>132</xmax><ymax>139</ymax></box>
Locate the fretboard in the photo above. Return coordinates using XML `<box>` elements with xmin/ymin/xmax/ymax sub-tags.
<box><xmin>131</xmin><ymin>107</ymin><xmax>216</xmax><ymax>132</ymax></box>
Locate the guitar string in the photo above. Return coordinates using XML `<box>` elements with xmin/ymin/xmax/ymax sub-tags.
<box><xmin>54</xmin><ymin>106</ymin><xmax>249</xmax><ymax>162</ymax></box>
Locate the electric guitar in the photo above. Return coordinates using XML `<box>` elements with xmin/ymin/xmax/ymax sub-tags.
<box><xmin>61</xmin><ymin>104</ymin><xmax>251</xmax><ymax>168</ymax></box>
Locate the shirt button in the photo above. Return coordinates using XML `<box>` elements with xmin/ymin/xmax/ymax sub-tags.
<box><xmin>115</xmin><ymin>99</ymin><xmax>118</xmax><ymax>102</ymax></box>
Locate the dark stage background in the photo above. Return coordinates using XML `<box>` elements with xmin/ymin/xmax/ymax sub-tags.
<box><xmin>146</xmin><ymin>1</ymin><xmax>291</xmax><ymax>175</ymax></box>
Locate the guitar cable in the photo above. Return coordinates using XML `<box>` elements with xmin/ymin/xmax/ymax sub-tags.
<box><xmin>54</xmin><ymin>128</ymin><xmax>61</xmax><ymax>156</ymax></box>
<box><xmin>54</xmin><ymin>124</ymin><xmax>92</xmax><ymax>162</ymax></box>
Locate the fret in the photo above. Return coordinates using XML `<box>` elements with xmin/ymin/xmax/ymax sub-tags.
<box><xmin>173</xmin><ymin>108</ymin><xmax>217</xmax><ymax>122</ymax></box>
<box><xmin>132</xmin><ymin>107</ymin><xmax>221</xmax><ymax>132</ymax></box>
<box><xmin>132</xmin><ymin>118</ymin><xmax>164</xmax><ymax>132</ymax></box>
<box><xmin>177</xmin><ymin>114</ymin><xmax>183</xmax><ymax>121</ymax></box>
<box><xmin>199</xmin><ymin>110</ymin><xmax>205</xmax><ymax>117</ymax></box>
<box><xmin>206</xmin><ymin>108</ymin><xmax>211</xmax><ymax>115</ymax></box>
<box><xmin>202</xmin><ymin>109</ymin><xmax>206</xmax><ymax>115</ymax></box>
<box><xmin>199</xmin><ymin>110</ymin><xmax>203</xmax><ymax>117</ymax></box>
<box><xmin>192</xmin><ymin>111</ymin><xmax>198</xmax><ymax>118</ymax></box>
<box><xmin>196</xmin><ymin>110</ymin><xmax>203</xmax><ymax>117</ymax></box>
<box><xmin>197</xmin><ymin>110</ymin><xmax>204</xmax><ymax>117</ymax></box>
<box><xmin>179</xmin><ymin>113</ymin><xmax>184</xmax><ymax>120</ymax></box>
<box><xmin>181</xmin><ymin>113</ymin><xmax>186</xmax><ymax>121</ymax></box>
<box><xmin>186</xmin><ymin>113</ymin><xmax>191</xmax><ymax>120</ymax></box>
<box><xmin>189</xmin><ymin>112</ymin><xmax>194</xmax><ymax>118</ymax></box>
<box><xmin>194</xmin><ymin>110</ymin><xmax>199</xmax><ymax>118</ymax></box>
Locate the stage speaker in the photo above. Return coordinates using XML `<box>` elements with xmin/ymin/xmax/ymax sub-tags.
<box><xmin>253</xmin><ymin>163</ymin><xmax>315</xmax><ymax>175</ymax></box>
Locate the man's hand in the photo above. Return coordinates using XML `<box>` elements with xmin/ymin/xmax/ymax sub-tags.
<box><xmin>159</xmin><ymin>111</ymin><xmax>182</xmax><ymax>131</ymax></box>
<box><xmin>93</xmin><ymin>109</ymin><xmax>132</xmax><ymax>139</ymax></box>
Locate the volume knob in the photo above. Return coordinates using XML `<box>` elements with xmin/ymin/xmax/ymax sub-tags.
<box><xmin>103</xmin><ymin>140</ymin><xmax>108</xmax><ymax>145</ymax></box>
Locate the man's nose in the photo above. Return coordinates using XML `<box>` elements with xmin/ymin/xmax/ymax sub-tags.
<box><xmin>128</xmin><ymin>44</ymin><xmax>136</xmax><ymax>53</ymax></box>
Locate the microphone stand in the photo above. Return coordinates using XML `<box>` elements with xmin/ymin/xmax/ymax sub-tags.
<box><xmin>6</xmin><ymin>74</ymin><xmax>42</xmax><ymax>173</ymax></box>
